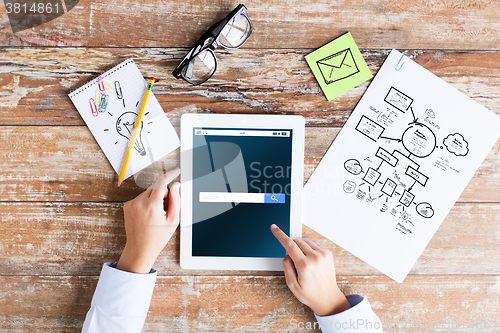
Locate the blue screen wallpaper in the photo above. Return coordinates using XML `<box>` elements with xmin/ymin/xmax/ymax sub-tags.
<box><xmin>192</xmin><ymin>128</ymin><xmax>293</xmax><ymax>257</ymax></box>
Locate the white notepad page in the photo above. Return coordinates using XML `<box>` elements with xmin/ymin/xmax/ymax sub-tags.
<box><xmin>69</xmin><ymin>59</ymin><xmax>179</xmax><ymax>180</ymax></box>
<box><xmin>303</xmin><ymin>49</ymin><xmax>500</xmax><ymax>283</ymax></box>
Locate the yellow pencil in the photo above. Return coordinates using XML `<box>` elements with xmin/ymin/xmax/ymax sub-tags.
<box><xmin>117</xmin><ymin>77</ymin><xmax>155</xmax><ymax>188</ymax></box>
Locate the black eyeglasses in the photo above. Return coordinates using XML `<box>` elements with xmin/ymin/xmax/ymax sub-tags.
<box><xmin>173</xmin><ymin>4</ymin><xmax>252</xmax><ymax>85</ymax></box>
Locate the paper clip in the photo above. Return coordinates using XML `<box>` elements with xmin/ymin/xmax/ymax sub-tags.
<box><xmin>395</xmin><ymin>54</ymin><xmax>406</xmax><ymax>71</ymax></box>
<box><xmin>98</xmin><ymin>76</ymin><xmax>105</xmax><ymax>92</ymax></box>
<box><xmin>104</xmin><ymin>82</ymin><xmax>115</xmax><ymax>94</ymax></box>
<box><xmin>90</xmin><ymin>98</ymin><xmax>98</xmax><ymax>117</ymax></box>
<box><xmin>98</xmin><ymin>94</ymin><xmax>110</xmax><ymax>113</ymax></box>
<box><xmin>114</xmin><ymin>81</ymin><xmax>123</xmax><ymax>99</ymax></box>
<box><xmin>95</xmin><ymin>89</ymin><xmax>102</xmax><ymax>107</ymax></box>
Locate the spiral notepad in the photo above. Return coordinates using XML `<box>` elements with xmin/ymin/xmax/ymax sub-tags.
<box><xmin>69</xmin><ymin>59</ymin><xmax>179</xmax><ymax>180</ymax></box>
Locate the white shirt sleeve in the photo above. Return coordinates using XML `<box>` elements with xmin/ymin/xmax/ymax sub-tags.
<box><xmin>316</xmin><ymin>295</ymin><xmax>383</xmax><ymax>332</ymax></box>
<box><xmin>81</xmin><ymin>262</ymin><xmax>157</xmax><ymax>333</ymax></box>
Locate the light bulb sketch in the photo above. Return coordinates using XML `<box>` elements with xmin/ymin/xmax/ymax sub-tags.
<box><xmin>116</xmin><ymin>111</ymin><xmax>146</xmax><ymax>156</ymax></box>
<box><xmin>96</xmin><ymin>78</ymin><xmax>153</xmax><ymax>157</ymax></box>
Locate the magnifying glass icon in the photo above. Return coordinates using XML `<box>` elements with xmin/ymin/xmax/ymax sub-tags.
<box><xmin>271</xmin><ymin>195</ymin><xmax>278</xmax><ymax>202</ymax></box>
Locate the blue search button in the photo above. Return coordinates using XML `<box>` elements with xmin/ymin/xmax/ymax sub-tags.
<box><xmin>264</xmin><ymin>193</ymin><xmax>285</xmax><ymax>204</ymax></box>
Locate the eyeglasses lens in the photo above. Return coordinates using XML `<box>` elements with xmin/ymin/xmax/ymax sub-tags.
<box><xmin>218</xmin><ymin>12</ymin><xmax>251</xmax><ymax>48</ymax></box>
<box><xmin>181</xmin><ymin>49</ymin><xmax>217</xmax><ymax>84</ymax></box>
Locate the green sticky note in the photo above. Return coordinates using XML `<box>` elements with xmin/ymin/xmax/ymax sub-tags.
<box><xmin>305</xmin><ymin>32</ymin><xmax>372</xmax><ymax>101</ymax></box>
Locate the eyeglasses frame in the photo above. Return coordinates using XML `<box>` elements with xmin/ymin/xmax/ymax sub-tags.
<box><xmin>172</xmin><ymin>4</ymin><xmax>253</xmax><ymax>85</ymax></box>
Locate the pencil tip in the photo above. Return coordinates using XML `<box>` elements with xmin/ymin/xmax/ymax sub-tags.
<box><xmin>117</xmin><ymin>180</ymin><xmax>122</xmax><ymax>188</ymax></box>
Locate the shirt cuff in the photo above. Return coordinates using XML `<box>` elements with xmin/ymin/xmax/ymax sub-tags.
<box><xmin>315</xmin><ymin>295</ymin><xmax>382</xmax><ymax>332</ymax></box>
<box><xmin>92</xmin><ymin>262</ymin><xmax>157</xmax><ymax>317</ymax></box>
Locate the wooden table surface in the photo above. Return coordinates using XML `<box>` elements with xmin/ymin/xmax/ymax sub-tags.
<box><xmin>0</xmin><ymin>0</ymin><xmax>499</xmax><ymax>332</ymax></box>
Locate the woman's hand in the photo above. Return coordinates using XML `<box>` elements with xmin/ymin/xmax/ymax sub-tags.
<box><xmin>116</xmin><ymin>168</ymin><xmax>181</xmax><ymax>274</ymax></box>
<box><xmin>271</xmin><ymin>224</ymin><xmax>351</xmax><ymax>316</ymax></box>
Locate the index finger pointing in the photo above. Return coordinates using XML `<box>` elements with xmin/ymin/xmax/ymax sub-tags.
<box><xmin>149</xmin><ymin>168</ymin><xmax>181</xmax><ymax>202</ymax></box>
<box><xmin>270</xmin><ymin>224</ymin><xmax>305</xmax><ymax>261</ymax></box>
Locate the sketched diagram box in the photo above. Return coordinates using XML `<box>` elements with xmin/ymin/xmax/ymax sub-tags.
<box><xmin>381</xmin><ymin>178</ymin><xmax>397</xmax><ymax>197</ymax></box>
<box><xmin>384</xmin><ymin>87</ymin><xmax>413</xmax><ymax>113</ymax></box>
<box><xmin>355</xmin><ymin>115</ymin><xmax>385</xmax><ymax>142</ymax></box>
<box><xmin>305</xmin><ymin>32</ymin><xmax>373</xmax><ymax>101</ymax></box>
<box><xmin>362</xmin><ymin>167</ymin><xmax>381</xmax><ymax>186</ymax></box>
<box><xmin>405</xmin><ymin>165</ymin><xmax>428</xmax><ymax>186</ymax></box>
<box><xmin>375</xmin><ymin>147</ymin><xmax>398</xmax><ymax>167</ymax></box>
<box><xmin>399</xmin><ymin>190</ymin><xmax>415</xmax><ymax>207</ymax></box>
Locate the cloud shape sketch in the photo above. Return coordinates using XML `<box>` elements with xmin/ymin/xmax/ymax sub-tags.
<box><xmin>425</xmin><ymin>108</ymin><xmax>435</xmax><ymax>118</ymax></box>
<box><xmin>343</xmin><ymin>180</ymin><xmax>356</xmax><ymax>193</ymax></box>
<box><xmin>344</xmin><ymin>159</ymin><xmax>363</xmax><ymax>175</ymax></box>
<box><xmin>416</xmin><ymin>202</ymin><xmax>434</xmax><ymax>218</ymax></box>
<box><xmin>443</xmin><ymin>133</ymin><xmax>469</xmax><ymax>156</ymax></box>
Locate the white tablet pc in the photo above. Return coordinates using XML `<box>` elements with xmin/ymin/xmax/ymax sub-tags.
<box><xmin>180</xmin><ymin>114</ymin><xmax>304</xmax><ymax>270</ymax></box>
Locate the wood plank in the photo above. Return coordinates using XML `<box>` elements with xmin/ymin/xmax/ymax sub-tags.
<box><xmin>1</xmin><ymin>202</ymin><xmax>499</xmax><ymax>276</ymax></box>
<box><xmin>0</xmin><ymin>126</ymin><xmax>498</xmax><ymax>202</ymax></box>
<box><xmin>0</xmin><ymin>49</ymin><xmax>498</xmax><ymax>126</ymax></box>
<box><xmin>0</xmin><ymin>0</ymin><xmax>499</xmax><ymax>50</ymax></box>
<box><xmin>1</xmin><ymin>275</ymin><xmax>499</xmax><ymax>332</ymax></box>
<box><xmin>0</xmin><ymin>126</ymin><xmax>500</xmax><ymax>202</ymax></box>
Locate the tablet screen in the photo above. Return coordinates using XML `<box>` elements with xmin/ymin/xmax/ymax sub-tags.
<box><xmin>191</xmin><ymin>128</ymin><xmax>293</xmax><ymax>258</ymax></box>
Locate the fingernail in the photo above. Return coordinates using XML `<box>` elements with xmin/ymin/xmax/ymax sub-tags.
<box><xmin>271</xmin><ymin>224</ymin><xmax>277</xmax><ymax>229</ymax></box>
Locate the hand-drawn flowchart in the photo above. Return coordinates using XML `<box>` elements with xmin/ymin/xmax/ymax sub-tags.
<box><xmin>342</xmin><ymin>86</ymin><xmax>470</xmax><ymax>235</ymax></box>
<box><xmin>303</xmin><ymin>49</ymin><xmax>500</xmax><ymax>283</ymax></box>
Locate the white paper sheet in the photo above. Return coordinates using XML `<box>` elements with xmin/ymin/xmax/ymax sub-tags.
<box><xmin>303</xmin><ymin>49</ymin><xmax>500</xmax><ymax>283</ymax></box>
<box><xmin>69</xmin><ymin>59</ymin><xmax>179</xmax><ymax>180</ymax></box>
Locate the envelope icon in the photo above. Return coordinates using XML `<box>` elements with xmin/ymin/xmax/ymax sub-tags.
<box><xmin>316</xmin><ymin>48</ymin><xmax>360</xmax><ymax>85</ymax></box>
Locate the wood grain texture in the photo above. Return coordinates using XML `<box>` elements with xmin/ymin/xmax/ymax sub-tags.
<box><xmin>1</xmin><ymin>202</ymin><xmax>499</xmax><ymax>276</ymax></box>
<box><xmin>0</xmin><ymin>0</ymin><xmax>499</xmax><ymax>331</ymax></box>
<box><xmin>0</xmin><ymin>126</ymin><xmax>499</xmax><ymax>202</ymax></box>
<box><xmin>0</xmin><ymin>0</ymin><xmax>499</xmax><ymax>50</ymax></box>
<box><xmin>0</xmin><ymin>275</ymin><xmax>499</xmax><ymax>332</ymax></box>
<box><xmin>0</xmin><ymin>49</ymin><xmax>498</xmax><ymax>126</ymax></box>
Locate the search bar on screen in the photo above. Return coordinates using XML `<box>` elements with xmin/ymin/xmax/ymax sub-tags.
<box><xmin>199</xmin><ymin>192</ymin><xmax>285</xmax><ymax>204</ymax></box>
